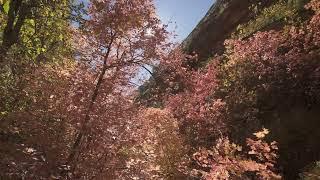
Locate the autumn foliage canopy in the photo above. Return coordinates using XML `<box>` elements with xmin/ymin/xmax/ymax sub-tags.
<box><xmin>1</xmin><ymin>0</ymin><xmax>320</xmax><ymax>179</ymax></box>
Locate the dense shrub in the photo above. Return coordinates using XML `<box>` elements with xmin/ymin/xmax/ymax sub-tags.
<box><xmin>193</xmin><ymin>129</ymin><xmax>281</xmax><ymax>180</ymax></box>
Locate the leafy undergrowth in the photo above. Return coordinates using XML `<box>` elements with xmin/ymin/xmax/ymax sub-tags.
<box><xmin>193</xmin><ymin>129</ymin><xmax>280</xmax><ymax>179</ymax></box>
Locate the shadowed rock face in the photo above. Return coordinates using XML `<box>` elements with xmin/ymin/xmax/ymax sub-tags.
<box><xmin>182</xmin><ymin>0</ymin><xmax>276</xmax><ymax>60</ymax></box>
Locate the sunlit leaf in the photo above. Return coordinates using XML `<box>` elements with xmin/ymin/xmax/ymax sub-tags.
<box><xmin>3</xmin><ymin>0</ymin><xmax>10</xmax><ymax>14</ymax></box>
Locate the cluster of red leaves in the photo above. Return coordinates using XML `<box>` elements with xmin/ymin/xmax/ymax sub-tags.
<box><xmin>193</xmin><ymin>129</ymin><xmax>281</xmax><ymax>180</ymax></box>
<box><xmin>165</xmin><ymin>58</ymin><xmax>228</xmax><ymax>146</ymax></box>
<box><xmin>137</xmin><ymin>48</ymin><xmax>194</xmax><ymax>106</ymax></box>
<box><xmin>142</xmin><ymin>48</ymin><xmax>228</xmax><ymax>146</ymax></box>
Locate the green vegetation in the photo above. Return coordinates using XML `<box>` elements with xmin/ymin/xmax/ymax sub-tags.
<box><xmin>233</xmin><ymin>0</ymin><xmax>306</xmax><ymax>39</ymax></box>
<box><xmin>0</xmin><ymin>0</ymin><xmax>76</xmax><ymax>116</ymax></box>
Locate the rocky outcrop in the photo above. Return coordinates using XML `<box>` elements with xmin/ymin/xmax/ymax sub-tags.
<box><xmin>182</xmin><ymin>0</ymin><xmax>276</xmax><ymax>60</ymax></box>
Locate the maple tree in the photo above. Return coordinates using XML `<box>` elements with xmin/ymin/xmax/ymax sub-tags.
<box><xmin>59</xmin><ymin>0</ymin><xmax>171</xmax><ymax>178</ymax></box>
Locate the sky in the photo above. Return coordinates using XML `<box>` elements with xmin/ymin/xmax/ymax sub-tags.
<box><xmin>80</xmin><ymin>0</ymin><xmax>214</xmax><ymax>42</ymax></box>
<box><xmin>155</xmin><ymin>0</ymin><xmax>214</xmax><ymax>42</ymax></box>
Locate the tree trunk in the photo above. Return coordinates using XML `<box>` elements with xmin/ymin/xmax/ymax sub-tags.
<box><xmin>61</xmin><ymin>34</ymin><xmax>116</xmax><ymax>177</ymax></box>
<box><xmin>0</xmin><ymin>0</ymin><xmax>28</xmax><ymax>66</ymax></box>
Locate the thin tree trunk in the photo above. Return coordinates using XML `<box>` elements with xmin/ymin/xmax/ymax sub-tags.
<box><xmin>62</xmin><ymin>34</ymin><xmax>116</xmax><ymax>176</ymax></box>
<box><xmin>0</xmin><ymin>0</ymin><xmax>28</xmax><ymax>66</ymax></box>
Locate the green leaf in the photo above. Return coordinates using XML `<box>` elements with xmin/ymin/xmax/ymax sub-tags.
<box><xmin>29</xmin><ymin>19</ymin><xmax>35</xmax><ymax>26</ymax></box>
<box><xmin>3</xmin><ymin>0</ymin><xmax>10</xmax><ymax>14</ymax></box>
<box><xmin>58</xmin><ymin>34</ymin><xmax>63</xmax><ymax>41</ymax></box>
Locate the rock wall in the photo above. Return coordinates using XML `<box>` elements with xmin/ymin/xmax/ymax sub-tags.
<box><xmin>182</xmin><ymin>0</ymin><xmax>276</xmax><ymax>60</ymax></box>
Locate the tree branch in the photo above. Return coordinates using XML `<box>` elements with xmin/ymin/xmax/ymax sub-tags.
<box><xmin>64</xmin><ymin>32</ymin><xmax>117</xmax><ymax>174</ymax></box>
